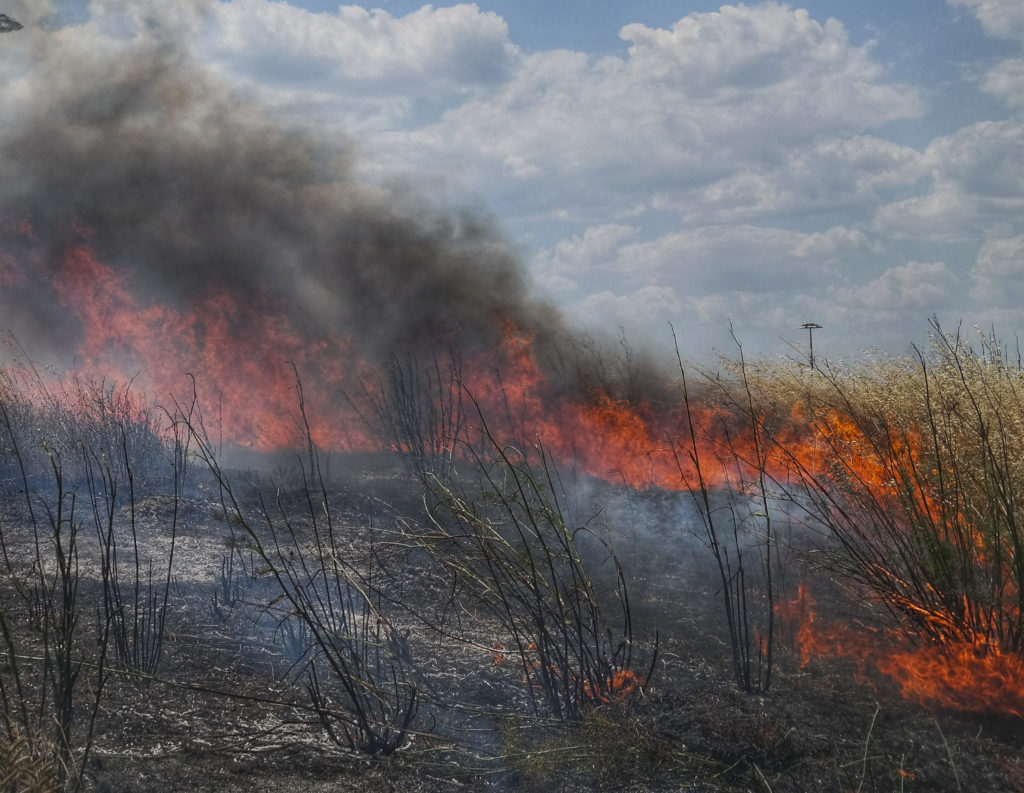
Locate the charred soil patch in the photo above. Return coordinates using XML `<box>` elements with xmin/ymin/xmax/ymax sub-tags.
<box><xmin>1</xmin><ymin>464</ymin><xmax>1021</xmax><ymax>793</ymax></box>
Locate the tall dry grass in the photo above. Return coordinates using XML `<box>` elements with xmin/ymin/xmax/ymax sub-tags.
<box><xmin>730</xmin><ymin>321</ymin><xmax>1024</xmax><ymax>658</ymax></box>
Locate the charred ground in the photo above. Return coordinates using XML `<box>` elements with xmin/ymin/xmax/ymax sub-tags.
<box><xmin>1</xmin><ymin>455</ymin><xmax>1021</xmax><ymax>793</ymax></box>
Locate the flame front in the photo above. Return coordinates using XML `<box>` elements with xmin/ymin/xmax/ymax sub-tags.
<box><xmin>4</xmin><ymin>221</ymin><xmax>1023</xmax><ymax>720</ymax></box>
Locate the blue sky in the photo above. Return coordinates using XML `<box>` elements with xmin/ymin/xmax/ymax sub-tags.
<box><xmin>5</xmin><ymin>1</ymin><xmax>1024</xmax><ymax>362</ymax></box>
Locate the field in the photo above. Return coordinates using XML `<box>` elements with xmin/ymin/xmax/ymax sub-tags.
<box><xmin>1</xmin><ymin>327</ymin><xmax>1024</xmax><ymax>792</ymax></box>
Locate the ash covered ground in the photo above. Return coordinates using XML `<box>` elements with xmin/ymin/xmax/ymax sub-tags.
<box><xmin>1</xmin><ymin>456</ymin><xmax>1021</xmax><ymax>793</ymax></box>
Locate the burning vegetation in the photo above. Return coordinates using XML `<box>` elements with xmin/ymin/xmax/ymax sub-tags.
<box><xmin>1</xmin><ymin>320</ymin><xmax>1023</xmax><ymax>790</ymax></box>
<box><xmin>755</xmin><ymin>330</ymin><xmax>1024</xmax><ymax>719</ymax></box>
<box><xmin>0</xmin><ymin>13</ymin><xmax>1023</xmax><ymax>793</ymax></box>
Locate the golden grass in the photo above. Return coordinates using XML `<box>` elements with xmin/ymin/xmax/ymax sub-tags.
<box><xmin>714</xmin><ymin>323</ymin><xmax>1024</xmax><ymax>658</ymax></box>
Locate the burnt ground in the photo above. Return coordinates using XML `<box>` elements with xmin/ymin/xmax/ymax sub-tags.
<box><xmin>2</xmin><ymin>460</ymin><xmax>1023</xmax><ymax>793</ymax></box>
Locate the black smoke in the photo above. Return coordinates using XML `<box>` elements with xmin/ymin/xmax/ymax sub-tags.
<box><xmin>0</xmin><ymin>13</ymin><xmax>22</xmax><ymax>33</ymax></box>
<box><xmin>0</xmin><ymin>5</ymin><xmax>681</xmax><ymax>421</ymax></box>
<box><xmin>0</xmin><ymin>10</ymin><xmax>569</xmax><ymax>368</ymax></box>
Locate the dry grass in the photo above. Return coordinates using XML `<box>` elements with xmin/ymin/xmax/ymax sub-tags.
<box><xmin>703</xmin><ymin>321</ymin><xmax>1024</xmax><ymax>712</ymax></box>
<box><xmin>0</xmin><ymin>726</ymin><xmax>61</xmax><ymax>793</ymax></box>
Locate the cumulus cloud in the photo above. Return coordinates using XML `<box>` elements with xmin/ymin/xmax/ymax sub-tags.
<box><xmin>949</xmin><ymin>0</ymin><xmax>1024</xmax><ymax>43</ymax></box>
<box><xmin>839</xmin><ymin>261</ymin><xmax>958</xmax><ymax>310</ymax></box>
<box><xmin>613</xmin><ymin>224</ymin><xmax>868</xmax><ymax>292</ymax></box>
<box><xmin>530</xmin><ymin>222</ymin><xmax>878</xmax><ymax>351</ymax></box>
<box><xmin>619</xmin><ymin>4</ymin><xmax>910</xmax><ymax>131</ymax></box>
<box><xmin>203</xmin><ymin>1</ymin><xmax>517</xmax><ymax>92</ymax></box>
<box><xmin>537</xmin><ymin>221</ymin><xmax>967</xmax><ymax>358</ymax></box>
<box><xmin>575</xmin><ymin>286</ymin><xmax>684</xmax><ymax>334</ymax></box>
<box><xmin>951</xmin><ymin>0</ymin><xmax>1024</xmax><ymax>116</ymax></box>
<box><xmin>534</xmin><ymin>223</ymin><xmax>640</xmax><ymax>293</ymax></box>
<box><xmin>43</xmin><ymin>1</ymin><xmax>520</xmax><ymax>131</ymax></box>
<box><xmin>982</xmin><ymin>58</ymin><xmax>1024</xmax><ymax>109</ymax></box>
<box><xmin>926</xmin><ymin>122</ymin><xmax>1024</xmax><ymax>198</ymax></box>
<box><xmin>873</xmin><ymin>121</ymin><xmax>1024</xmax><ymax>241</ymax></box>
<box><xmin>385</xmin><ymin>2</ymin><xmax>922</xmax><ymax>222</ymax></box>
<box><xmin>687</xmin><ymin>135</ymin><xmax>922</xmax><ymax>223</ymax></box>
<box><xmin>970</xmin><ymin>233</ymin><xmax>1024</xmax><ymax>304</ymax></box>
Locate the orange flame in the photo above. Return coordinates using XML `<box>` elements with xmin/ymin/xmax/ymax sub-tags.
<box><xmin>782</xmin><ymin>585</ymin><xmax>1024</xmax><ymax>718</ymax></box>
<box><xmin>43</xmin><ymin>240</ymin><xmax>376</xmax><ymax>451</ymax></box>
<box><xmin>581</xmin><ymin>668</ymin><xmax>643</xmax><ymax>705</ymax></box>
<box><xmin>515</xmin><ymin>641</ymin><xmax>643</xmax><ymax>707</ymax></box>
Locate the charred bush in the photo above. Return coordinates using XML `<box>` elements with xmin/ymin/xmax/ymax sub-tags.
<box><xmin>0</xmin><ymin>448</ymin><xmax>111</xmax><ymax>793</ymax></box>
<box><xmin>188</xmin><ymin>390</ymin><xmax>420</xmax><ymax>756</ymax></box>
<box><xmin>356</xmin><ymin>351</ymin><xmax>465</xmax><ymax>488</ymax></box>
<box><xmin>673</xmin><ymin>326</ymin><xmax>780</xmax><ymax>694</ymax></box>
<box><xmin>410</xmin><ymin>397</ymin><xmax>656</xmax><ymax>722</ymax></box>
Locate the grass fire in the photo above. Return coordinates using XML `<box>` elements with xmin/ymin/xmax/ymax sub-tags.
<box><xmin>1</xmin><ymin>10</ymin><xmax>1023</xmax><ymax>793</ymax></box>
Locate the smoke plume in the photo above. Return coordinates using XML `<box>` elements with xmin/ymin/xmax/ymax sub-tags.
<box><xmin>0</xmin><ymin>5</ymin><xmax>571</xmax><ymax>372</ymax></box>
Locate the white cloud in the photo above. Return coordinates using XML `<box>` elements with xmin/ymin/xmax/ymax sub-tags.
<box><xmin>50</xmin><ymin>1</ymin><xmax>520</xmax><ymax>131</ymax></box>
<box><xmin>384</xmin><ymin>2</ymin><xmax>922</xmax><ymax>221</ymax></box>
<box><xmin>530</xmin><ymin>222</ymin><xmax>878</xmax><ymax>353</ymax></box>
<box><xmin>619</xmin><ymin>4</ymin><xmax>908</xmax><ymax>132</ymax></box>
<box><xmin>687</xmin><ymin>135</ymin><xmax>922</xmax><ymax>223</ymax></box>
<box><xmin>925</xmin><ymin>121</ymin><xmax>1024</xmax><ymax>197</ymax></box>
<box><xmin>536</xmin><ymin>219</ymin><xmax>965</xmax><ymax>357</ymax></box>
<box><xmin>793</xmin><ymin>225</ymin><xmax>874</xmax><ymax>257</ymax></box>
<box><xmin>5</xmin><ymin>1</ymin><xmax>523</xmax><ymax>133</ymax></box>
<box><xmin>873</xmin><ymin>121</ymin><xmax>1024</xmax><ymax>241</ymax></box>
<box><xmin>614</xmin><ymin>224</ymin><xmax>867</xmax><ymax>292</ymax></box>
<box><xmin>575</xmin><ymin>286</ymin><xmax>683</xmax><ymax>333</ymax></box>
<box><xmin>534</xmin><ymin>223</ymin><xmax>639</xmax><ymax>293</ymax></box>
<box><xmin>949</xmin><ymin>0</ymin><xmax>1024</xmax><ymax>43</ymax></box>
<box><xmin>204</xmin><ymin>1</ymin><xmax>517</xmax><ymax>92</ymax></box>
<box><xmin>951</xmin><ymin>1</ymin><xmax>1024</xmax><ymax>114</ymax></box>
<box><xmin>982</xmin><ymin>57</ymin><xmax>1024</xmax><ymax>109</ymax></box>
<box><xmin>524</xmin><ymin>219</ymin><xmax>884</xmax><ymax>352</ymax></box>
<box><xmin>970</xmin><ymin>233</ymin><xmax>1024</xmax><ymax>303</ymax></box>
<box><xmin>839</xmin><ymin>261</ymin><xmax>958</xmax><ymax>310</ymax></box>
